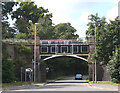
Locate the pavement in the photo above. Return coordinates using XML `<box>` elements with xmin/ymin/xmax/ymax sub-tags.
<box><xmin>88</xmin><ymin>83</ymin><xmax>118</xmax><ymax>91</ymax></box>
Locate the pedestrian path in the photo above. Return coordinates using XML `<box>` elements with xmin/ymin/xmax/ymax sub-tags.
<box><xmin>89</xmin><ymin>83</ymin><xmax>118</xmax><ymax>91</ymax></box>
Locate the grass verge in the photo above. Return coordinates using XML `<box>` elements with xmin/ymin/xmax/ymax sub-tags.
<box><xmin>2</xmin><ymin>81</ymin><xmax>39</xmax><ymax>88</ymax></box>
<box><xmin>88</xmin><ymin>81</ymin><xmax>120</xmax><ymax>86</ymax></box>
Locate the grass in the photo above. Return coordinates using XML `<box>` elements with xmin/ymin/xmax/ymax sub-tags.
<box><xmin>2</xmin><ymin>75</ymin><xmax>71</xmax><ymax>88</ymax></box>
<box><xmin>88</xmin><ymin>81</ymin><xmax>120</xmax><ymax>86</ymax></box>
<box><xmin>2</xmin><ymin>81</ymin><xmax>39</xmax><ymax>88</ymax></box>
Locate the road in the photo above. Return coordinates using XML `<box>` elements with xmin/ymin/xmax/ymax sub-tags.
<box><xmin>11</xmin><ymin>76</ymin><xmax>118</xmax><ymax>92</ymax></box>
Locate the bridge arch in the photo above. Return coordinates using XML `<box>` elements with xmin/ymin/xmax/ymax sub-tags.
<box><xmin>43</xmin><ymin>55</ymin><xmax>87</xmax><ymax>62</ymax></box>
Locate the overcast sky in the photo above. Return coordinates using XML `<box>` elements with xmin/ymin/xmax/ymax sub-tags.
<box><xmin>31</xmin><ymin>0</ymin><xmax>119</xmax><ymax>38</ymax></box>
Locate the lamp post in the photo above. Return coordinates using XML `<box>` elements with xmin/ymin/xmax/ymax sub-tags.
<box><xmin>88</xmin><ymin>15</ymin><xmax>97</xmax><ymax>83</ymax></box>
<box><xmin>34</xmin><ymin>23</ymin><xmax>39</xmax><ymax>82</ymax></box>
<box><xmin>94</xmin><ymin>23</ymin><xmax>97</xmax><ymax>83</ymax></box>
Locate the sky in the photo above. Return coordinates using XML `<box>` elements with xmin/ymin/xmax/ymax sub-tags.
<box><xmin>31</xmin><ymin>0</ymin><xmax>120</xmax><ymax>38</ymax></box>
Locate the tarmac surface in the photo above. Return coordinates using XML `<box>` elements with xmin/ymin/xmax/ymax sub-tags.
<box><xmin>1</xmin><ymin>76</ymin><xmax>119</xmax><ymax>92</ymax></box>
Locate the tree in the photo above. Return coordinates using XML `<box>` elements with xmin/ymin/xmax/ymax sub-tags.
<box><xmin>86</xmin><ymin>13</ymin><xmax>100</xmax><ymax>36</ymax></box>
<box><xmin>86</xmin><ymin>13</ymin><xmax>120</xmax><ymax>64</ymax></box>
<box><xmin>15</xmin><ymin>32</ymin><xmax>27</xmax><ymax>39</ymax></box>
<box><xmin>14</xmin><ymin>18</ymin><xmax>31</xmax><ymax>34</ymax></box>
<box><xmin>2</xmin><ymin>56</ymin><xmax>16</xmax><ymax>83</ymax></box>
<box><xmin>11</xmin><ymin>2</ymin><xmax>49</xmax><ymax>36</ymax></box>
<box><xmin>107</xmin><ymin>46</ymin><xmax>120</xmax><ymax>83</ymax></box>
<box><xmin>2</xmin><ymin>21</ymin><xmax>16</xmax><ymax>38</ymax></box>
<box><xmin>37</xmin><ymin>13</ymin><xmax>55</xmax><ymax>39</ymax></box>
<box><xmin>2</xmin><ymin>2</ymin><xmax>17</xmax><ymax>38</ymax></box>
<box><xmin>54</xmin><ymin>23</ymin><xmax>79</xmax><ymax>39</ymax></box>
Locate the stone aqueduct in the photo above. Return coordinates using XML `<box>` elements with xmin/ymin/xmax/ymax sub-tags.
<box><xmin>5</xmin><ymin>36</ymin><xmax>111</xmax><ymax>82</ymax></box>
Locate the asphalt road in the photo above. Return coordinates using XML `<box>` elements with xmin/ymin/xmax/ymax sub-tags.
<box><xmin>11</xmin><ymin>76</ymin><xmax>118</xmax><ymax>92</ymax></box>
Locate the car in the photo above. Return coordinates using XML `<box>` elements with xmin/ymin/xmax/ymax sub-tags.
<box><xmin>75</xmin><ymin>74</ymin><xmax>82</xmax><ymax>80</ymax></box>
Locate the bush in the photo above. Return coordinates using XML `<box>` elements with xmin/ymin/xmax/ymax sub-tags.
<box><xmin>18</xmin><ymin>45</ymin><xmax>32</xmax><ymax>55</ymax></box>
<box><xmin>2</xmin><ymin>57</ymin><xmax>16</xmax><ymax>83</ymax></box>
<box><xmin>107</xmin><ymin>47</ymin><xmax>120</xmax><ymax>83</ymax></box>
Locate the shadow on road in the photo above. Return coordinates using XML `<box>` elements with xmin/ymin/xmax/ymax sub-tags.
<box><xmin>48</xmin><ymin>81</ymin><xmax>88</xmax><ymax>83</ymax></box>
<box><xmin>48</xmin><ymin>80</ymin><xmax>88</xmax><ymax>84</ymax></box>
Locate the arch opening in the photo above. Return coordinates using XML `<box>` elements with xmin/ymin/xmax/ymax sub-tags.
<box><xmin>43</xmin><ymin>56</ymin><xmax>89</xmax><ymax>80</ymax></box>
<box><xmin>43</xmin><ymin>55</ymin><xmax>88</xmax><ymax>62</ymax></box>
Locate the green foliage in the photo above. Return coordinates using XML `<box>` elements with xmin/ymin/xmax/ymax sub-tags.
<box><xmin>11</xmin><ymin>2</ymin><xmax>49</xmax><ymax>35</ymax></box>
<box><xmin>2</xmin><ymin>39</ymin><xmax>30</xmax><ymax>44</ymax></box>
<box><xmin>2</xmin><ymin>2</ymin><xmax>16</xmax><ymax>19</ymax></box>
<box><xmin>17</xmin><ymin>45</ymin><xmax>32</xmax><ymax>56</ymax></box>
<box><xmin>2</xmin><ymin>43</ymin><xmax>16</xmax><ymax>83</ymax></box>
<box><xmin>2</xmin><ymin>81</ymin><xmax>39</xmax><ymax>87</ymax></box>
<box><xmin>2</xmin><ymin>2</ymin><xmax>79</xmax><ymax>40</ymax></box>
<box><xmin>89</xmin><ymin>81</ymin><xmax>120</xmax><ymax>86</ymax></box>
<box><xmin>54</xmin><ymin>23</ymin><xmax>79</xmax><ymax>39</ymax></box>
<box><xmin>2</xmin><ymin>21</ymin><xmax>16</xmax><ymax>39</ymax></box>
<box><xmin>15</xmin><ymin>32</ymin><xmax>28</xmax><ymax>39</ymax></box>
<box><xmin>86</xmin><ymin>13</ymin><xmax>120</xmax><ymax>64</ymax></box>
<box><xmin>14</xmin><ymin>45</ymin><xmax>32</xmax><ymax>80</ymax></box>
<box><xmin>14</xmin><ymin>39</ymin><xmax>29</xmax><ymax>44</ymax></box>
<box><xmin>37</xmin><ymin>13</ymin><xmax>55</xmax><ymax>39</ymax></box>
<box><xmin>35</xmin><ymin>16</ymin><xmax>79</xmax><ymax>39</ymax></box>
<box><xmin>107</xmin><ymin>47</ymin><xmax>120</xmax><ymax>83</ymax></box>
<box><xmin>2</xmin><ymin>57</ymin><xmax>16</xmax><ymax>83</ymax></box>
<box><xmin>11</xmin><ymin>2</ymin><xmax>48</xmax><ymax>23</ymax></box>
<box><xmin>86</xmin><ymin>13</ymin><xmax>100</xmax><ymax>36</ymax></box>
<box><xmin>2</xmin><ymin>2</ymin><xmax>17</xmax><ymax>39</ymax></box>
<box><xmin>15</xmin><ymin>18</ymin><xmax>31</xmax><ymax>35</ymax></box>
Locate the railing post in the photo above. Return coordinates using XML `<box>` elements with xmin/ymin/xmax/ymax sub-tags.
<box><xmin>72</xmin><ymin>44</ymin><xmax>73</xmax><ymax>54</ymax></box>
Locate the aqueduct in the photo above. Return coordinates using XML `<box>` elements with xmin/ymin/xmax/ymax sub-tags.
<box><xmin>4</xmin><ymin>36</ymin><xmax>111</xmax><ymax>82</ymax></box>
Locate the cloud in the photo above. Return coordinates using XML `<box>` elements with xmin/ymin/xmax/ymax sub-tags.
<box><xmin>106</xmin><ymin>6</ymin><xmax>118</xmax><ymax>22</ymax></box>
<box><xmin>113</xmin><ymin>0</ymin><xmax>120</xmax><ymax>5</ymax></box>
<box><xmin>32</xmin><ymin>0</ymin><xmax>119</xmax><ymax>38</ymax></box>
<box><xmin>78</xmin><ymin>12</ymin><xmax>91</xmax><ymax>22</ymax></box>
<box><xmin>106</xmin><ymin>0</ymin><xmax>119</xmax><ymax>21</ymax></box>
<box><xmin>33</xmin><ymin>0</ymin><xmax>80</xmax><ymax>13</ymax></box>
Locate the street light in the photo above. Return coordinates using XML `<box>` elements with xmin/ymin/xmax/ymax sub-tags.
<box><xmin>92</xmin><ymin>21</ymin><xmax>97</xmax><ymax>83</ymax></box>
<box><xmin>88</xmin><ymin>15</ymin><xmax>97</xmax><ymax>83</ymax></box>
<box><xmin>94</xmin><ymin>23</ymin><xmax>97</xmax><ymax>83</ymax></box>
<box><xmin>34</xmin><ymin>23</ymin><xmax>39</xmax><ymax>82</ymax></box>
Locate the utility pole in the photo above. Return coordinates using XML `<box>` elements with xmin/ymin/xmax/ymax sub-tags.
<box><xmin>93</xmin><ymin>61</ymin><xmax>94</xmax><ymax>83</ymax></box>
<box><xmin>94</xmin><ymin>22</ymin><xmax>97</xmax><ymax>83</ymax></box>
<box><xmin>34</xmin><ymin>23</ymin><xmax>39</xmax><ymax>82</ymax></box>
<box><xmin>21</xmin><ymin>67</ymin><xmax>23</xmax><ymax>82</ymax></box>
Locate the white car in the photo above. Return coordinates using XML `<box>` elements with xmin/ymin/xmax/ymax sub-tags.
<box><xmin>75</xmin><ymin>74</ymin><xmax>82</xmax><ymax>80</ymax></box>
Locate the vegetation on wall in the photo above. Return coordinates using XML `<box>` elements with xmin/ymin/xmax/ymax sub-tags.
<box><xmin>14</xmin><ymin>45</ymin><xmax>32</xmax><ymax>81</ymax></box>
<box><xmin>2</xmin><ymin>43</ymin><xmax>33</xmax><ymax>82</ymax></box>
<box><xmin>17</xmin><ymin>45</ymin><xmax>32</xmax><ymax>55</ymax></box>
